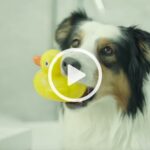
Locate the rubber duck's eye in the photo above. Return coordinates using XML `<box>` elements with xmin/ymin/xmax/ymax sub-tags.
<box><xmin>45</xmin><ymin>61</ymin><xmax>49</xmax><ymax>67</ymax></box>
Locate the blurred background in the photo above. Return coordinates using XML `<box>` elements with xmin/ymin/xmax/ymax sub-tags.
<box><xmin>0</xmin><ymin>0</ymin><xmax>150</xmax><ymax>149</ymax></box>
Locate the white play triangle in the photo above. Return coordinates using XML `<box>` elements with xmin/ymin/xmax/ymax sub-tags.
<box><xmin>67</xmin><ymin>65</ymin><xmax>86</xmax><ymax>86</ymax></box>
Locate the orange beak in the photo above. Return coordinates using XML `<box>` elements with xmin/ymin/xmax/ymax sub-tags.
<box><xmin>33</xmin><ymin>56</ymin><xmax>41</xmax><ymax>66</ymax></box>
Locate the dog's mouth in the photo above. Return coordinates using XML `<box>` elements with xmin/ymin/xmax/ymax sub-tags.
<box><xmin>82</xmin><ymin>87</ymin><xmax>94</xmax><ymax>97</ymax></box>
<box><xmin>65</xmin><ymin>87</ymin><xmax>95</xmax><ymax>109</ymax></box>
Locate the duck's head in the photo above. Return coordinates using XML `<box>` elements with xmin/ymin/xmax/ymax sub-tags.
<box><xmin>33</xmin><ymin>49</ymin><xmax>87</xmax><ymax>103</ymax></box>
<box><xmin>33</xmin><ymin>49</ymin><xmax>61</xmax><ymax>73</ymax></box>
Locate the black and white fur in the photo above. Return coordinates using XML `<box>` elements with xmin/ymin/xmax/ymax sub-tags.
<box><xmin>55</xmin><ymin>11</ymin><xmax>150</xmax><ymax>150</ymax></box>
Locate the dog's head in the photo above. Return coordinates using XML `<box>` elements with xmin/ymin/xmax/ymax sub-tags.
<box><xmin>55</xmin><ymin>11</ymin><xmax>150</xmax><ymax>117</ymax></box>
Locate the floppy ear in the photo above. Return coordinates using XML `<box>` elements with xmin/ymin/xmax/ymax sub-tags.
<box><xmin>55</xmin><ymin>11</ymin><xmax>89</xmax><ymax>48</ymax></box>
<box><xmin>129</xmin><ymin>26</ymin><xmax>150</xmax><ymax>62</ymax></box>
<box><xmin>126</xmin><ymin>27</ymin><xmax>150</xmax><ymax>117</ymax></box>
<box><xmin>55</xmin><ymin>17</ymin><xmax>72</xmax><ymax>46</ymax></box>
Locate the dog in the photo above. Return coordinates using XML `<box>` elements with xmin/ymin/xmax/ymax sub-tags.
<box><xmin>55</xmin><ymin>11</ymin><xmax>150</xmax><ymax>150</ymax></box>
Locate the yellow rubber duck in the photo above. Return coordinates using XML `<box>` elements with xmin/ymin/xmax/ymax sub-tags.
<box><xmin>33</xmin><ymin>49</ymin><xmax>87</xmax><ymax>102</ymax></box>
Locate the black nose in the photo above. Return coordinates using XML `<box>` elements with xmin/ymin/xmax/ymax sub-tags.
<box><xmin>62</xmin><ymin>57</ymin><xmax>81</xmax><ymax>74</ymax></box>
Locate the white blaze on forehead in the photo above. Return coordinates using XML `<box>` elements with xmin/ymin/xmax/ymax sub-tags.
<box><xmin>81</xmin><ymin>21</ymin><xmax>121</xmax><ymax>38</ymax></box>
<box><xmin>62</xmin><ymin>21</ymin><xmax>122</xmax><ymax>88</ymax></box>
<box><xmin>79</xmin><ymin>21</ymin><xmax>121</xmax><ymax>53</ymax></box>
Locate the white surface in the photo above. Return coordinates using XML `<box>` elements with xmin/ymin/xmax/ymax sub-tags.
<box><xmin>0</xmin><ymin>128</ymin><xmax>31</xmax><ymax>150</ymax></box>
<box><xmin>0</xmin><ymin>114</ymin><xmax>63</xmax><ymax>150</ymax></box>
<box><xmin>0</xmin><ymin>123</ymin><xmax>62</xmax><ymax>150</ymax></box>
<box><xmin>0</xmin><ymin>114</ymin><xmax>31</xmax><ymax>149</ymax></box>
<box><xmin>27</xmin><ymin>122</ymin><xmax>63</xmax><ymax>150</ymax></box>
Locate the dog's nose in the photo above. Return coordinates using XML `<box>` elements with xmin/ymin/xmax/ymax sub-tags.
<box><xmin>62</xmin><ymin>57</ymin><xmax>81</xmax><ymax>74</ymax></box>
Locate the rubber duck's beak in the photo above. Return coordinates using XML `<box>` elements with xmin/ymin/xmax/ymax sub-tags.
<box><xmin>33</xmin><ymin>56</ymin><xmax>41</xmax><ymax>66</ymax></box>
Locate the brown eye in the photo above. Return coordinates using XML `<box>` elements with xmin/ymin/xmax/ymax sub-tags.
<box><xmin>71</xmin><ymin>39</ymin><xmax>80</xmax><ymax>48</ymax></box>
<box><xmin>101</xmin><ymin>46</ymin><xmax>114</xmax><ymax>56</ymax></box>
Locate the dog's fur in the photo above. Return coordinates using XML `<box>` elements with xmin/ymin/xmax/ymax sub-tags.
<box><xmin>55</xmin><ymin>11</ymin><xmax>150</xmax><ymax>150</ymax></box>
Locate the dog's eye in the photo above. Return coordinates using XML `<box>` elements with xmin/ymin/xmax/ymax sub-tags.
<box><xmin>71</xmin><ymin>39</ymin><xmax>80</xmax><ymax>48</ymax></box>
<box><xmin>101</xmin><ymin>46</ymin><xmax>114</xmax><ymax>56</ymax></box>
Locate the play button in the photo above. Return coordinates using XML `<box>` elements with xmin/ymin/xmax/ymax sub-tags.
<box><xmin>67</xmin><ymin>65</ymin><xmax>86</xmax><ymax>86</ymax></box>
<box><xmin>48</xmin><ymin>48</ymin><xmax>102</xmax><ymax>102</ymax></box>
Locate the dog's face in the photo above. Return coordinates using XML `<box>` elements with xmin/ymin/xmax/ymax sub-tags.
<box><xmin>55</xmin><ymin>11</ymin><xmax>150</xmax><ymax>117</ymax></box>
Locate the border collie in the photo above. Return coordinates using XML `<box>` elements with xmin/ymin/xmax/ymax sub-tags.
<box><xmin>55</xmin><ymin>11</ymin><xmax>150</xmax><ymax>150</ymax></box>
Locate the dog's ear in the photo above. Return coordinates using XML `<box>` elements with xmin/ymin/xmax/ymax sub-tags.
<box><xmin>126</xmin><ymin>27</ymin><xmax>150</xmax><ymax>117</ymax></box>
<box><xmin>55</xmin><ymin>10</ymin><xmax>89</xmax><ymax>48</ymax></box>
<box><xmin>55</xmin><ymin>17</ymin><xmax>72</xmax><ymax>46</ymax></box>
<box><xmin>129</xmin><ymin>26</ymin><xmax>150</xmax><ymax>62</ymax></box>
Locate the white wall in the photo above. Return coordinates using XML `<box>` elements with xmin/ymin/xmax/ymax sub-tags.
<box><xmin>56</xmin><ymin>0</ymin><xmax>150</xmax><ymax>35</ymax></box>
<box><xmin>0</xmin><ymin>0</ymin><xmax>59</xmax><ymax>121</ymax></box>
<box><xmin>84</xmin><ymin>0</ymin><xmax>150</xmax><ymax>31</ymax></box>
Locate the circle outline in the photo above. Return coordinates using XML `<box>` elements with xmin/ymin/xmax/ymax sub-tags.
<box><xmin>48</xmin><ymin>48</ymin><xmax>102</xmax><ymax>102</ymax></box>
